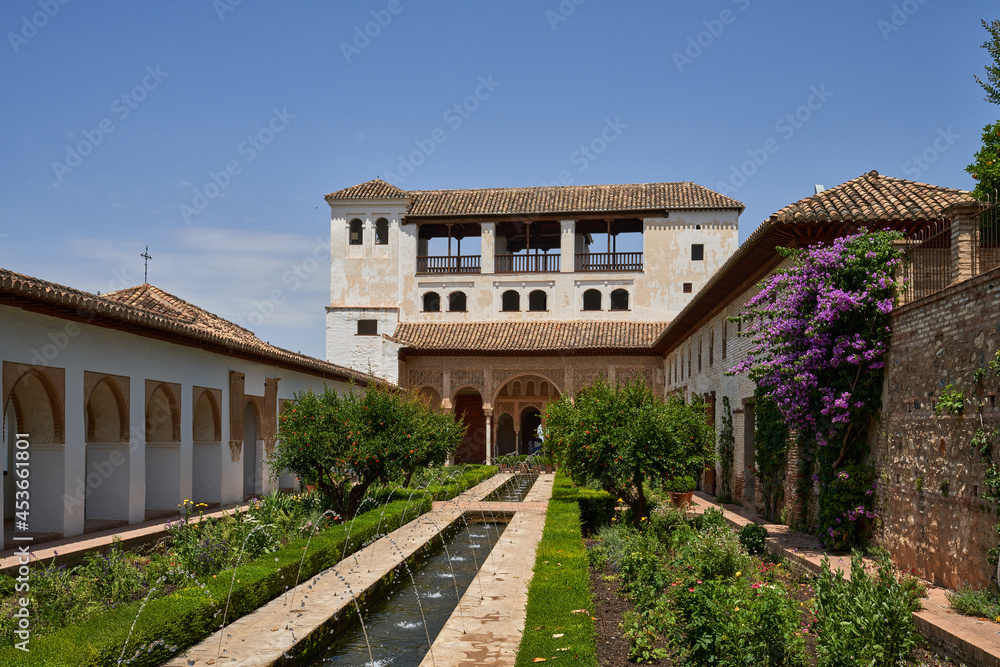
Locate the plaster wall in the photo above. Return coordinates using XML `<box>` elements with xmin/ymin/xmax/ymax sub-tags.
<box><xmin>0</xmin><ymin>304</ymin><xmax>351</xmax><ymax>544</ymax></box>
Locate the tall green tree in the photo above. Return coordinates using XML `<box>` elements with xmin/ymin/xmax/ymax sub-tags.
<box><xmin>544</xmin><ymin>379</ymin><xmax>714</xmax><ymax>526</ymax></box>
<box><xmin>271</xmin><ymin>383</ymin><xmax>464</xmax><ymax>518</ymax></box>
<box><xmin>975</xmin><ymin>18</ymin><xmax>1000</xmax><ymax>107</ymax></box>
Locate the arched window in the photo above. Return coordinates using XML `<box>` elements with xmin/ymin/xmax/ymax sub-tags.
<box><xmin>375</xmin><ymin>218</ymin><xmax>389</xmax><ymax>245</ymax></box>
<box><xmin>582</xmin><ymin>289</ymin><xmax>602</xmax><ymax>311</ymax></box>
<box><xmin>501</xmin><ymin>290</ymin><xmax>520</xmax><ymax>312</ymax></box>
<box><xmin>349</xmin><ymin>218</ymin><xmax>363</xmax><ymax>245</ymax></box>
<box><xmin>423</xmin><ymin>292</ymin><xmax>441</xmax><ymax>312</ymax></box>
<box><xmin>449</xmin><ymin>291</ymin><xmax>467</xmax><ymax>312</ymax></box>
<box><xmin>610</xmin><ymin>289</ymin><xmax>629</xmax><ymax>311</ymax></box>
<box><xmin>528</xmin><ymin>290</ymin><xmax>547</xmax><ymax>312</ymax></box>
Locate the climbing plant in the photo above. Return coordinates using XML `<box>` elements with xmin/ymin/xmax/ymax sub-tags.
<box><xmin>717</xmin><ymin>396</ymin><xmax>735</xmax><ymax>503</ymax></box>
<box><xmin>729</xmin><ymin>230</ymin><xmax>903</xmax><ymax>549</ymax></box>
<box><xmin>754</xmin><ymin>388</ymin><xmax>789</xmax><ymax>523</ymax></box>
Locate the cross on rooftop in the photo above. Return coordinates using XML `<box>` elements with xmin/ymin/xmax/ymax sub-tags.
<box><xmin>140</xmin><ymin>246</ymin><xmax>152</xmax><ymax>283</ymax></box>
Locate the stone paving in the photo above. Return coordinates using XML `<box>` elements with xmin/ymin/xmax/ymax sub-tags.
<box><xmin>690</xmin><ymin>492</ymin><xmax>1000</xmax><ymax>667</ymax></box>
<box><xmin>420</xmin><ymin>474</ymin><xmax>554</xmax><ymax>666</ymax></box>
<box><xmin>165</xmin><ymin>471</ymin><xmax>548</xmax><ymax>666</ymax></box>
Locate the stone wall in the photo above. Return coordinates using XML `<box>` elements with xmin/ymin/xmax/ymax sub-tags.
<box><xmin>877</xmin><ymin>265</ymin><xmax>1000</xmax><ymax>590</ymax></box>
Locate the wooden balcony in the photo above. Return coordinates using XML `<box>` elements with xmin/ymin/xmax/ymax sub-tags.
<box><xmin>416</xmin><ymin>255</ymin><xmax>481</xmax><ymax>274</ymax></box>
<box><xmin>494</xmin><ymin>254</ymin><xmax>561</xmax><ymax>273</ymax></box>
<box><xmin>575</xmin><ymin>252</ymin><xmax>643</xmax><ymax>272</ymax></box>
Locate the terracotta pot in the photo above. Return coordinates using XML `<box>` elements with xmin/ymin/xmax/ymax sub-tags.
<box><xmin>543</xmin><ymin>465</ymin><xmax>554</xmax><ymax>474</ymax></box>
<box><xmin>670</xmin><ymin>491</ymin><xmax>694</xmax><ymax>507</ymax></box>
<box><xmin>304</xmin><ymin>484</ymin><xmax>316</xmax><ymax>492</ymax></box>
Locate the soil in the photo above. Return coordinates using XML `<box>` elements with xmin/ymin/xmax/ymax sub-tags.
<box><xmin>586</xmin><ymin>550</ymin><xmax>969</xmax><ymax>666</ymax></box>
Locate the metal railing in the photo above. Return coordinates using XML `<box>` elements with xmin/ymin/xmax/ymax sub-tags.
<box><xmin>899</xmin><ymin>219</ymin><xmax>951</xmax><ymax>305</ymax></box>
<box><xmin>574</xmin><ymin>252</ymin><xmax>643</xmax><ymax>272</ymax></box>
<box><xmin>416</xmin><ymin>255</ymin><xmax>481</xmax><ymax>274</ymax></box>
<box><xmin>494</xmin><ymin>253</ymin><xmax>560</xmax><ymax>273</ymax></box>
<box><xmin>976</xmin><ymin>193</ymin><xmax>1000</xmax><ymax>276</ymax></box>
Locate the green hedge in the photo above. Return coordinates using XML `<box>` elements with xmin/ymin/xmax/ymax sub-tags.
<box><xmin>0</xmin><ymin>465</ymin><xmax>496</xmax><ymax>667</ymax></box>
<box><xmin>515</xmin><ymin>472</ymin><xmax>598</xmax><ymax>666</ymax></box>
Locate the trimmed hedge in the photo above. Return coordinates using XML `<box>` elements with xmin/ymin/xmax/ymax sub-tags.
<box><xmin>515</xmin><ymin>472</ymin><xmax>598</xmax><ymax>666</ymax></box>
<box><xmin>0</xmin><ymin>465</ymin><xmax>496</xmax><ymax>667</ymax></box>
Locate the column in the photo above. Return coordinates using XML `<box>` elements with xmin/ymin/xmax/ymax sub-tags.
<box><xmin>560</xmin><ymin>219</ymin><xmax>575</xmax><ymax>273</ymax></box>
<box><xmin>483</xmin><ymin>405</ymin><xmax>493</xmax><ymax>464</ymax></box>
<box><xmin>481</xmin><ymin>222</ymin><xmax>495</xmax><ymax>274</ymax></box>
<box><xmin>947</xmin><ymin>201</ymin><xmax>980</xmax><ymax>284</ymax></box>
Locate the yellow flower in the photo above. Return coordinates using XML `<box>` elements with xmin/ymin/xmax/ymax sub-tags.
<box><xmin>735</xmin><ymin>571</ymin><xmax>742</xmax><ymax>577</ymax></box>
<box><xmin>734</xmin><ymin>606</ymin><xmax>739</xmax><ymax>611</ymax></box>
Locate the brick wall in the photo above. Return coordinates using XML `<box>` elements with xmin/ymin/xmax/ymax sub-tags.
<box><xmin>877</xmin><ymin>266</ymin><xmax>1000</xmax><ymax>589</ymax></box>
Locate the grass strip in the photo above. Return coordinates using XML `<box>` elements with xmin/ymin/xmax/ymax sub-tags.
<box><xmin>515</xmin><ymin>471</ymin><xmax>599</xmax><ymax>666</ymax></box>
<box><xmin>0</xmin><ymin>465</ymin><xmax>496</xmax><ymax>667</ymax></box>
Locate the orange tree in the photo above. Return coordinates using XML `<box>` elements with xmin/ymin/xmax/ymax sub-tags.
<box><xmin>271</xmin><ymin>383</ymin><xmax>464</xmax><ymax>518</ymax></box>
<box><xmin>543</xmin><ymin>379</ymin><xmax>714</xmax><ymax>526</ymax></box>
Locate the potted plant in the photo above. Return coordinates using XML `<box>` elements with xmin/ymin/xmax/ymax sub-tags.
<box><xmin>541</xmin><ymin>451</ymin><xmax>555</xmax><ymax>474</ymax></box>
<box><xmin>664</xmin><ymin>474</ymin><xmax>696</xmax><ymax>507</ymax></box>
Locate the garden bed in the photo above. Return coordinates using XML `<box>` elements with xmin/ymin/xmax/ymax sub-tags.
<box><xmin>0</xmin><ymin>464</ymin><xmax>496</xmax><ymax>666</ymax></box>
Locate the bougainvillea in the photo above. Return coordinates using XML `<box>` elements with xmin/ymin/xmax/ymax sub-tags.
<box><xmin>272</xmin><ymin>382</ymin><xmax>464</xmax><ymax>518</ymax></box>
<box><xmin>544</xmin><ymin>379</ymin><xmax>714</xmax><ymax>526</ymax></box>
<box><xmin>729</xmin><ymin>230</ymin><xmax>904</xmax><ymax>549</ymax></box>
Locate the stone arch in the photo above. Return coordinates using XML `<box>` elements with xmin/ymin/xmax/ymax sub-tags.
<box><xmin>423</xmin><ymin>291</ymin><xmax>441</xmax><ymax>312</ymax></box>
<box><xmin>145</xmin><ymin>382</ymin><xmax>180</xmax><ymax>444</ymax></box>
<box><xmin>349</xmin><ymin>218</ymin><xmax>364</xmax><ymax>245</ymax></box>
<box><xmin>501</xmin><ymin>290</ymin><xmax>520</xmax><ymax>312</ymax></box>
<box><xmin>583</xmin><ymin>288</ymin><xmax>602</xmax><ymax>311</ymax></box>
<box><xmin>520</xmin><ymin>406</ymin><xmax>543</xmax><ymax>454</ymax></box>
<box><xmin>3</xmin><ymin>365</ymin><xmax>63</xmax><ymax>445</ymax></box>
<box><xmin>496</xmin><ymin>413</ymin><xmax>516</xmax><ymax>455</ymax></box>
<box><xmin>413</xmin><ymin>386</ymin><xmax>443</xmax><ymax>411</ymax></box>
<box><xmin>86</xmin><ymin>377</ymin><xmax>128</xmax><ymax>444</ymax></box>
<box><xmin>193</xmin><ymin>389</ymin><xmax>221</xmax><ymax>443</ymax></box>
<box><xmin>145</xmin><ymin>381</ymin><xmax>181</xmax><ymax>513</ymax></box>
<box><xmin>491</xmin><ymin>371</ymin><xmax>564</xmax><ymax>405</ymax></box>
<box><xmin>448</xmin><ymin>291</ymin><xmax>467</xmax><ymax>312</ymax></box>
<box><xmin>375</xmin><ymin>217</ymin><xmax>389</xmax><ymax>245</ymax></box>
<box><xmin>83</xmin><ymin>375</ymin><xmax>131</xmax><ymax>524</ymax></box>
<box><xmin>452</xmin><ymin>387</ymin><xmax>485</xmax><ymax>464</ymax></box>
<box><xmin>193</xmin><ymin>387</ymin><xmax>223</xmax><ymax>506</ymax></box>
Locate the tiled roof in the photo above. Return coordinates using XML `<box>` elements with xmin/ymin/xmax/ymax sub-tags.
<box><xmin>325</xmin><ymin>180</ymin><xmax>744</xmax><ymax>217</ymax></box>
<box><xmin>325</xmin><ymin>179</ymin><xmax>408</xmax><ymax>200</ymax></box>
<box><xmin>392</xmin><ymin>321</ymin><xmax>669</xmax><ymax>353</ymax></box>
<box><xmin>768</xmin><ymin>170</ymin><xmax>976</xmax><ymax>224</ymax></box>
<box><xmin>0</xmin><ymin>269</ymin><xmax>373</xmax><ymax>385</ymax></box>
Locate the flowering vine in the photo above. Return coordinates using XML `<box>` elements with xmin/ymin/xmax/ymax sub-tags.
<box><xmin>729</xmin><ymin>230</ymin><xmax>904</xmax><ymax>549</ymax></box>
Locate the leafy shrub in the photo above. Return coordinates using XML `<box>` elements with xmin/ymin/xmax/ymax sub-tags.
<box><xmin>681</xmin><ymin>524</ymin><xmax>751</xmax><ymax>581</ymax></box>
<box><xmin>620</xmin><ymin>530</ymin><xmax>669</xmax><ymax>608</ymax></box>
<box><xmin>663</xmin><ymin>475</ymin><xmax>697</xmax><ymax>493</ymax></box>
<box><xmin>814</xmin><ymin>553</ymin><xmax>919</xmax><ymax>666</ymax></box>
<box><xmin>79</xmin><ymin>538</ymin><xmax>150</xmax><ymax>603</ymax></box>
<box><xmin>948</xmin><ymin>584</ymin><xmax>1000</xmax><ymax>620</ymax></box>
<box><xmin>738</xmin><ymin>523</ymin><xmax>769</xmax><ymax>556</ymax></box>
<box><xmin>676</xmin><ymin>578</ymin><xmax>806</xmax><ymax>666</ymax></box>
<box><xmin>693</xmin><ymin>507</ymin><xmax>729</xmax><ymax>533</ymax></box>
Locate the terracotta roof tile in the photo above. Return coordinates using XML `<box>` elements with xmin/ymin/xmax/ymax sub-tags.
<box><xmin>768</xmin><ymin>170</ymin><xmax>976</xmax><ymax>224</ymax></box>
<box><xmin>392</xmin><ymin>321</ymin><xmax>668</xmax><ymax>353</ymax></box>
<box><xmin>325</xmin><ymin>180</ymin><xmax>744</xmax><ymax>217</ymax></box>
<box><xmin>325</xmin><ymin>178</ymin><xmax>408</xmax><ymax>200</ymax></box>
<box><xmin>0</xmin><ymin>269</ymin><xmax>373</xmax><ymax>384</ymax></box>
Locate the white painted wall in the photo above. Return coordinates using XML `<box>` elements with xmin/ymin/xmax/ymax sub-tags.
<box><xmin>0</xmin><ymin>304</ymin><xmax>352</xmax><ymax>540</ymax></box>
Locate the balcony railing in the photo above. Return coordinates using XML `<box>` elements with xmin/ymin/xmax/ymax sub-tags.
<box><xmin>575</xmin><ymin>252</ymin><xmax>643</xmax><ymax>272</ymax></box>
<box><xmin>416</xmin><ymin>255</ymin><xmax>481</xmax><ymax>274</ymax></box>
<box><xmin>495</xmin><ymin>254</ymin><xmax>561</xmax><ymax>273</ymax></box>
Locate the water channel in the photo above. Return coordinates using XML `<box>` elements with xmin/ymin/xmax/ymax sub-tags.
<box><xmin>310</xmin><ymin>519</ymin><xmax>506</xmax><ymax>666</ymax></box>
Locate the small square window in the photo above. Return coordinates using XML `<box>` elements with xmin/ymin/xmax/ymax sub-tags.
<box><xmin>357</xmin><ymin>320</ymin><xmax>378</xmax><ymax>336</ymax></box>
<box><xmin>682</xmin><ymin>282</ymin><xmax>693</xmax><ymax>293</ymax></box>
<box><xmin>691</xmin><ymin>244</ymin><xmax>704</xmax><ymax>261</ymax></box>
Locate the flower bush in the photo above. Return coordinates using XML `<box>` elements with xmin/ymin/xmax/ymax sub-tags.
<box><xmin>729</xmin><ymin>230</ymin><xmax>904</xmax><ymax>549</ymax></box>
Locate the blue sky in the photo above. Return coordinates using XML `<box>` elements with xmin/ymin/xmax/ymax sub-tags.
<box><xmin>1</xmin><ymin>0</ymin><xmax>997</xmax><ymax>359</ymax></box>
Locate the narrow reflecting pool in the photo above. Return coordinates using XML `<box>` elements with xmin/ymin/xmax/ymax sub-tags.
<box><xmin>311</xmin><ymin>519</ymin><xmax>506</xmax><ymax>667</ymax></box>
